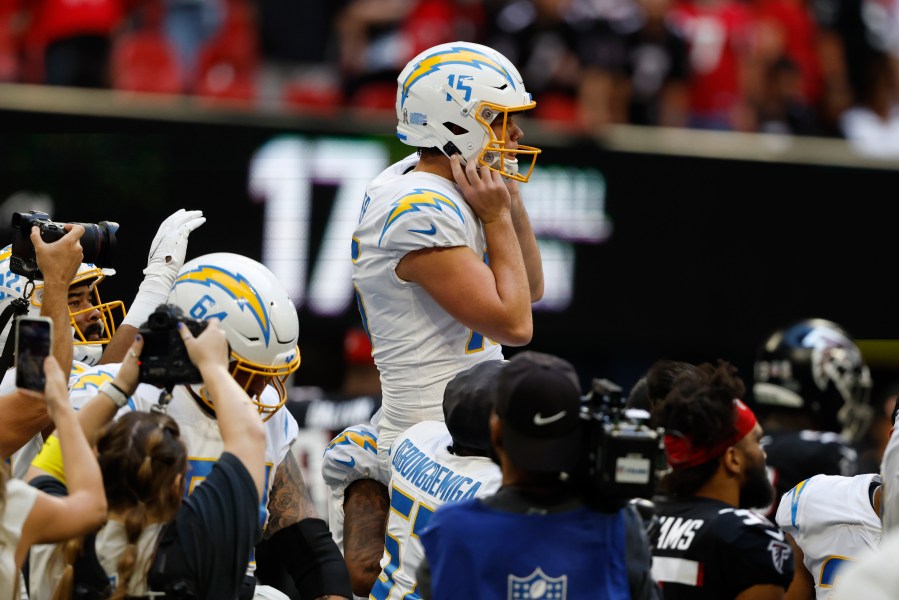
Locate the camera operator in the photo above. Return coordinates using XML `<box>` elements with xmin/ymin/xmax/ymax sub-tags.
<box><xmin>649</xmin><ymin>360</ymin><xmax>793</xmax><ymax>599</ymax></box>
<box><xmin>25</xmin><ymin>320</ymin><xmax>266</xmax><ymax>599</ymax></box>
<box><xmin>416</xmin><ymin>351</ymin><xmax>659</xmax><ymax>600</ymax></box>
<box><xmin>0</xmin><ymin>224</ymin><xmax>84</xmax><ymax>459</ymax></box>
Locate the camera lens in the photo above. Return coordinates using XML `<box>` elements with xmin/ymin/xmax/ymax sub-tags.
<box><xmin>75</xmin><ymin>221</ymin><xmax>118</xmax><ymax>268</ymax></box>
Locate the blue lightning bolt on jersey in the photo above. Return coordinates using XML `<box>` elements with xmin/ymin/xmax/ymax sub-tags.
<box><xmin>351</xmin><ymin>153</ymin><xmax>503</xmax><ymax>458</ymax></box>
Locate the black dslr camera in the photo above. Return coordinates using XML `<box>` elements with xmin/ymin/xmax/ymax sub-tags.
<box><xmin>10</xmin><ymin>210</ymin><xmax>119</xmax><ymax>280</ymax></box>
<box><xmin>139</xmin><ymin>304</ymin><xmax>209</xmax><ymax>387</ymax></box>
<box><xmin>579</xmin><ymin>378</ymin><xmax>666</xmax><ymax>510</ymax></box>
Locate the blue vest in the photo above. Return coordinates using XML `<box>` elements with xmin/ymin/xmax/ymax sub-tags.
<box><xmin>420</xmin><ymin>498</ymin><xmax>631</xmax><ymax>599</ymax></box>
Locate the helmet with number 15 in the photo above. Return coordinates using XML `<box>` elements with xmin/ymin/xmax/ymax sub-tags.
<box><xmin>396</xmin><ymin>41</ymin><xmax>541</xmax><ymax>182</ymax></box>
<box><xmin>167</xmin><ymin>253</ymin><xmax>301</xmax><ymax>420</ymax></box>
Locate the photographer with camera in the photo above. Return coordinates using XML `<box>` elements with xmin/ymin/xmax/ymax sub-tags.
<box><xmin>0</xmin><ymin>208</ymin><xmax>203</xmax><ymax>479</ymax></box>
<box><xmin>0</xmin><ymin>223</ymin><xmax>85</xmax><ymax>459</ymax></box>
<box><xmin>649</xmin><ymin>360</ymin><xmax>793</xmax><ymax>599</ymax></box>
<box><xmin>416</xmin><ymin>351</ymin><xmax>659</xmax><ymax>600</ymax></box>
<box><xmin>66</xmin><ymin>252</ymin><xmax>351</xmax><ymax>600</ymax></box>
<box><xmin>25</xmin><ymin>320</ymin><xmax>267</xmax><ymax>599</ymax></box>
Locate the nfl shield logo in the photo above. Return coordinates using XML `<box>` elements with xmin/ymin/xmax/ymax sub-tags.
<box><xmin>507</xmin><ymin>567</ymin><xmax>568</xmax><ymax>599</ymax></box>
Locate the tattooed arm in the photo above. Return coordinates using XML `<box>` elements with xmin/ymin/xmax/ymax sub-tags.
<box><xmin>260</xmin><ymin>444</ymin><xmax>353</xmax><ymax>600</ymax></box>
<box><xmin>264</xmin><ymin>446</ymin><xmax>318</xmax><ymax>538</ymax></box>
<box><xmin>343</xmin><ymin>478</ymin><xmax>390</xmax><ymax>596</ymax></box>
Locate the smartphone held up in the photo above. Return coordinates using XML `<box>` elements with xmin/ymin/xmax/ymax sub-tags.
<box><xmin>15</xmin><ymin>316</ymin><xmax>52</xmax><ymax>391</ymax></box>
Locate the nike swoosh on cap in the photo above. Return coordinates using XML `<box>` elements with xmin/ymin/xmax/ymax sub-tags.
<box><xmin>533</xmin><ymin>411</ymin><xmax>566</xmax><ymax>426</ymax></box>
<box><xmin>409</xmin><ymin>223</ymin><xmax>437</xmax><ymax>236</ymax></box>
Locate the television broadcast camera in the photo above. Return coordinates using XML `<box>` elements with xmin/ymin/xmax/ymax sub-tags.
<box><xmin>10</xmin><ymin>210</ymin><xmax>118</xmax><ymax>279</ymax></box>
<box><xmin>579</xmin><ymin>378</ymin><xmax>666</xmax><ymax>510</ymax></box>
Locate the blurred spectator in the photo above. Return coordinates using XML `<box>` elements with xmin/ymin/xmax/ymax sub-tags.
<box><xmin>752</xmin><ymin>56</ymin><xmax>822</xmax><ymax>134</ymax></box>
<box><xmin>255</xmin><ymin>0</ymin><xmax>343</xmax><ymax>111</ymax></box>
<box><xmin>162</xmin><ymin>0</ymin><xmax>225</xmax><ymax>91</ymax></box>
<box><xmin>618</xmin><ymin>0</ymin><xmax>691</xmax><ymax>126</ymax></box>
<box><xmin>667</xmin><ymin>0</ymin><xmax>756</xmax><ymax>130</ymax></box>
<box><xmin>485</xmin><ymin>0</ymin><xmax>603</xmax><ymax>126</ymax></box>
<box><xmin>20</xmin><ymin>0</ymin><xmax>130</xmax><ymax>87</ymax></box>
<box><xmin>335</xmin><ymin>0</ymin><xmax>484</xmax><ymax>110</ymax></box>
<box><xmin>838</xmin><ymin>52</ymin><xmax>899</xmax><ymax>156</ymax></box>
<box><xmin>191</xmin><ymin>0</ymin><xmax>258</xmax><ymax>102</ymax></box>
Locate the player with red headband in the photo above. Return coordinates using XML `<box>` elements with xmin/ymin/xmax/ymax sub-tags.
<box><xmin>649</xmin><ymin>360</ymin><xmax>794</xmax><ymax>599</ymax></box>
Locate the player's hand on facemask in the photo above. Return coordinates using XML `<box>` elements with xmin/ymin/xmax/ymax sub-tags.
<box><xmin>450</xmin><ymin>154</ymin><xmax>512</xmax><ymax>225</ymax></box>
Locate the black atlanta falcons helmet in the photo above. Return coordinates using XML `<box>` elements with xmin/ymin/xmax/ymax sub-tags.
<box><xmin>753</xmin><ymin>318</ymin><xmax>872</xmax><ymax>442</ymax></box>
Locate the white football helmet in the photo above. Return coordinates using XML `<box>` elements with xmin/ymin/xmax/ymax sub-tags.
<box><xmin>396</xmin><ymin>41</ymin><xmax>541</xmax><ymax>182</ymax></box>
<box><xmin>167</xmin><ymin>252</ymin><xmax>301</xmax><ymax>420</ymax></box>
<box><xmin>0</xmin><ymin>244</ymin><xmax>125</xmax><ymax>366</ymax></box>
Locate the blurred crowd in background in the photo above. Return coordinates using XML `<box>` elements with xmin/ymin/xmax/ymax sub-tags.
<box><xmin>2</xmin><ymin>0</ymin><xmax>899</xmax><ymax>151</ymax></box>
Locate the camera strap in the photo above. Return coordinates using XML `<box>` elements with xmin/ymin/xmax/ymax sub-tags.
<box><xmin>151</xmin><ymin>386</ymin><xmax>175</xmax><ymax>414</ymax></box>
<box><xmin>0</xmin><ymin>296</ymin><xmax>33</xmax><ymax>375</ymax></box>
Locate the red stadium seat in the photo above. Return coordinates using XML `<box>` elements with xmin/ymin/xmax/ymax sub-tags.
<box><xmin>111</xmin><ymin>31</ymin><xmax>181</xmax><ymax>95</ymax></box>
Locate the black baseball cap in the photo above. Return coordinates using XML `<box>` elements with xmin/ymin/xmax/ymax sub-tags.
<box><xmin>443</xmin><ymin>359</ymin><xmax>506</xmax><ymax>451</ymax></box>
<box><xmin>495</xmin><ymin>351</ymin><xmax>583</xmax><ymax>472</ymax></box>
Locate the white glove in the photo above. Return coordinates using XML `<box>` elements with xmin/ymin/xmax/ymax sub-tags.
<box><xmin>121</xmin><ymin>209</ymin><xmax>206</xmax><ymax>329</ymax></box>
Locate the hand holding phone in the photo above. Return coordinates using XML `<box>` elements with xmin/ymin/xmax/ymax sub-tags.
<box><xmin>15</xmin><ymin>316</ymin><xmax>53</xmax><ymax>391</ymax></box>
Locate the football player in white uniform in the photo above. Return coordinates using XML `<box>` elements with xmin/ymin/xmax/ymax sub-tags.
<box><xmin>0</xmin><ymin>209</ymin><xmax>204</xmax><ymax>477</ymax></box>
<box><xmin>775</xmin><ymin>473</ymin><xmax>882</xmax><ymax>598</ymax></box>
<box><xmin>322</xmin><ymin>419</ymin><xmax>390</xmax><ymax>599</ymax></box>
<box><xmin>67</xmin><ymin>252</ymin><xmax>351</xmax><ymax>599</ymax></box>
<box><xmin>352</xmin><ymin>40</ymin><xmax>544</xmax><ymax>460</ymax></box>
<box><xmin>370</xmin><ymin>359</ymin><xmax>503</xmax><ymax>600</ymax></box>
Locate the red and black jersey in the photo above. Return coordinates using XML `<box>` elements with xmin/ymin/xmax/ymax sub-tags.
<box><xmin>650</xmin><ymin>496</ymin><xmax>793</xmax><ymax>599</ymax></box>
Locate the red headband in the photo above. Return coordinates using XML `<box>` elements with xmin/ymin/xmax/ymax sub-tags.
<box><xmin>664</xmin><ymin>399</ymin><xmax>758</xmax><ymax>470</ymax></box>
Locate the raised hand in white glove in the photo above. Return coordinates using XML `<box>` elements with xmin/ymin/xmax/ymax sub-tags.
<box><xmin>121</xmin><ymin>209</ymin><xmax>205</xmax><ymax>329</ymax></box>
<box><xmin>144</xmin><ymin>208</ymin><xmax>206</xmax><ymax>277</ymax></box>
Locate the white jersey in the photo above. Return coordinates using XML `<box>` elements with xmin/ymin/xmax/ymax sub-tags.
<box><xmin>321</xmin><ymin>422</ymin><xmax>390</xmax><ymax>553</ymax></box>
<box><xmin>370</xmin><ymin>420</ymin><xmax>501</xmax><ymax>600</ymax></box>
<box><xmin>68</xmin><ymin>363</ymin><xmax>297</xmax><ymax>546</ymax></box>
<box><xmin>880</xmin><ymin>420</ymin><xmax>899</xmax><ymax>532</ymax></box>
<box><xmin>352</xmin><ymin>154</ymin><xmax>503</xmax><ymax>456</ymax></box>
<box><xmin>321</xmin><ymin>422</ymin><xmax>390</xmax><ymax>600</ymax></box>
<box><xmin>4</xmin><ymin>359</ymin><xmax>94</xmax><ymax>480</ymax></box>
<box><xmin>775</xmin><ymin>473</ymin><xmax>882</xmax><ymax>598</ymax></box>
<box><xmin>831</xmin><ymin>528</ymin><xmax>899</xmax><ymax>600</ymax></box>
